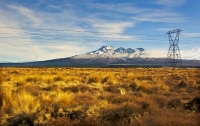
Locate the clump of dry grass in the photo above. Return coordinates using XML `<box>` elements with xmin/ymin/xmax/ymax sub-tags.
<box><xmin>42</xmin><ymin>76</ymin><xmax>54</xmax><ymax>84</ymax></box>
<box><xmin>25</xmin><ymin>75</ymin><xmax>41</xmax><ymax>83</ymax></box>
<box><xmin>87</xmin><ymin>75</ymin><xmax>101</xmax><ymax>84</ymax></box>
<box><xmin>103</xmin><ymin>85</ymin><xmax>119</xmax><ymax>93</ymax></box>
<box><xmin>15</xmin><ymin>77</ymin><xmax>27</xmax><ymax>86</ymax></box>
<box><xmin>1</xmin><ymin>86</ymin><xmax>13</xmax><ymax>114</ymax></box>
<box><xmin>0</xmin><ymin>86</ymin><xmax>40</xmax><ymax>115</ymax></box>
<box><xmin>100</xmin><ymin>103</ymin><xmax>144</xmax><ymax>125</ymax></box>
<box><xmin>0</xmin><ymin>86</ymin><xmax>41</xmax><ymax>125</ymax></box>
<box><xmin>141</xmin><ymin>110</ymin><xmax>200</xmax><ymax>126</ymax></box>
<box><xmin>63</xmin><ymin>84</ymin><xmax>94</xmax><ymax>93</ymax></box>
<box><xmin>0</xmin><ymin>76</ymin><xmax>3</xmax><ymax>84</ymax></box>
<box><xmin>167</xmin><ymin>97</ymin><xmax>183</xmax><ymax>109</ymax></box>
<box><xmin>74</xmin><ymin>92</ymin><xmax>96</xmax><ymax>105</ymax></box>
<box><xmin>53</xmin><ymin>90</ymin><xmax>74</xmax><ymax>107</ymax></box>
<box><xmin>53</xmin><ymin>75</ymin><xmax>65</xmax><ymax>82</ymax></box>
<box><xmin>13</xmin><ymin>89</ymin><xmax>41</xmax><ymax>114</ymax></box>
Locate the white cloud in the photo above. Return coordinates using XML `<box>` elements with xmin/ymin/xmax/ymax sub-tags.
<box><xmin>88</xmin><ymin>3</ymin><xmax>186</xmax><ymax>24</ymax></box>
<box><xmin>90</xmin><ymin>21</ymin><xmax>137</xmax><ymax>41</ymax></box>
<box><xmin>92</xmin><ymin>21</ymin><xmax>133</xmax><ymax>33</ymax></box>
<box><xmin>132</xmin><ymin>10</ymin><xmax>186</xmax><ymax>23</ymax></box>
<box><xmin>181</xmin><ymin>47</ymin><xmax>200</xmax><ymax>60</ymax></box>
<box><xmin>157</xmin><ymin>28</ymin><xmax>174</xmax><ymax>32</ymax></box>
<box><xmin>34</xmin><ymin>44</ymin><xmax>91</xmax><ymax>61</ymax></box>
<box><xmin>0</xmin><ymin>41</ymin><xmax>91</xmax><ymax>62</ymax></box>
<box><xmin>181</xmin><ymin>33</ymin><xmax>200</xmax><ymax>38</ymax></box>
<box><xmin>147</xmin><ymin>49</ymin><xmax>167</xmax><ymax>58</ymax></box>
<box><xmin>0</xmin><ymin>4</ymin><xmax>94</xmax><ymax>62</ymax></box>
<box><xmin>147</xmin><ymin>47</ymin><xmax>200</xmax><ymax>60</ymax></box>
<box><xmin>8</xmin><ymin>5</ymin><xmax>42</xmax><ymax>24</ymax></box>
<box><xmin>88</xmin><ymin>3</ymin><xmax>145</xmax><ymax>14</ymax></box>
<box><xmin>155</xmin><ymin>0</ymin><xmax>186</xmax><ymax>7</ymax></box>
<box><xmin>0</xmin><ymin>10</ymin><xmax>33</xmax><ymax>54</ymax></box>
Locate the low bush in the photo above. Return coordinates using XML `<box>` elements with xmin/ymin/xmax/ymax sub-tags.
<box><xmin>87</xmin><ymin>75</ymin><xmax>101</xmax><ymax>84</ymax></box>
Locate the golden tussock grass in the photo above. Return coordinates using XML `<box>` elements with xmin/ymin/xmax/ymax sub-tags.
<box><xmin>1</xmin><ymin>87</ymin><xmax>40</xmax><ymax>114</ymax></box>
<box><xmin>0</xmin><ymin>67</ymin><xmax>200</xmax><ymax>125</ymax></box>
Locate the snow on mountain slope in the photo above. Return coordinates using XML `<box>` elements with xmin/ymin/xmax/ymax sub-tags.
<box><xmin>72</xmin><ymin>45</ymin><xmax>148</xmax><ymax>59</ymax></box>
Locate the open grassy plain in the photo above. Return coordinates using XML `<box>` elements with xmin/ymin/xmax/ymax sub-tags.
<box><xmin>0</xmin><ymin>67</ymin><xmax>200</xmax><ymax>126</ymax></box>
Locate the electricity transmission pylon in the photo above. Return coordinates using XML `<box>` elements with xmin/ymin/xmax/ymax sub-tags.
<box><xmin>165</xmin><ymin>29</ymin><xmax>183</xmax><ymax>68</ymax></box>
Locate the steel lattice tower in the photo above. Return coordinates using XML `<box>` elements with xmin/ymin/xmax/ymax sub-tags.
<box><xmin>165</xmin><ymin>29</ymin><xmax>183</xmax><ymax>68</ymax></box>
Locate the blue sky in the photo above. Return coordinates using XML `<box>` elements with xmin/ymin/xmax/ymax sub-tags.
<box><xmin>0</xmin><ymin>0</ymin><xmax>200</xmax><ymax>62</ymax></box>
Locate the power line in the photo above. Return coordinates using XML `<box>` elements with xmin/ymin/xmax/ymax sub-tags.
<box><xmin>0</xmin><ymin>40</ymin><xmax>199</xmax><ymax>46</ymax></box>
<box><xmin>0</xmin><ymin>36</ymin><xmax>167</xmax><ymax>41</ymax></box>
<box><xmin>0</xmin><ymin>36</ymin><xmax>198</xmax><ymax>43</ymax></box>
<box><xmin>1</xmin><ymin>27</ymin><xmax>200</xmax><ymax>39</ymax></box>
<box><xmin>0</xmin><ymin>27</ymin><xmax>166</xmax><ymax>37</ymax></box>
<box><xmin>0</xmin><ymin>27</ymin><xmax>199</xmax><ymax>46</ymax></box>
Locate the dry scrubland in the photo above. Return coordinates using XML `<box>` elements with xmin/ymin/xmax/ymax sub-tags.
<box><xmin>0</xmin><ymin>67</ymin><xmax>200</xmax><ymax>126</ymax></box>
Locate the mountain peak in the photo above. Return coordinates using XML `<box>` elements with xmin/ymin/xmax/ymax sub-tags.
<box><xmin>99</xmin><ymin>45</ymin><xmax>115</xmax><ymax>51</ymax></box>
<box><xmin>73</xmin><ymin>45</ymin><xmax>147</xmax><ymax>59</ymax></box>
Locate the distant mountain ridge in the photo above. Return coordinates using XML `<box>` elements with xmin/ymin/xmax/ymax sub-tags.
<box><xmin>72</xmin><ymin>45</ymin><xmax>148</xmax><ymax>59</ymax></box>
<box><xmin>0</xmin><ymin>45</ymin><xmax>200</xmax><ymax>67</ymax></box>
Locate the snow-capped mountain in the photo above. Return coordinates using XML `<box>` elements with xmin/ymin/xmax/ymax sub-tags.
<box><xmin>1</xmin><ymin>45</ymin><xmax>200</xmax><ymax>67</ymax></box>
<box><xmin>72</xmin><ymin>45</ymin><xmax>148</xmax><ymax>59</ymax></box>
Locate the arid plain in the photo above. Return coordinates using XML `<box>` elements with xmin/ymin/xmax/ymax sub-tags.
<box><xmin>0</xmin><ymin>67</ymin><xmax>200</xmax><ymax>126</ymax></box>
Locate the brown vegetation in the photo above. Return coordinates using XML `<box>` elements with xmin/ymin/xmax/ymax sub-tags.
<box><xmin>0</xmin><ymin>67</ymin><xmax>200</xmax><ymax>125</ymax></box>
